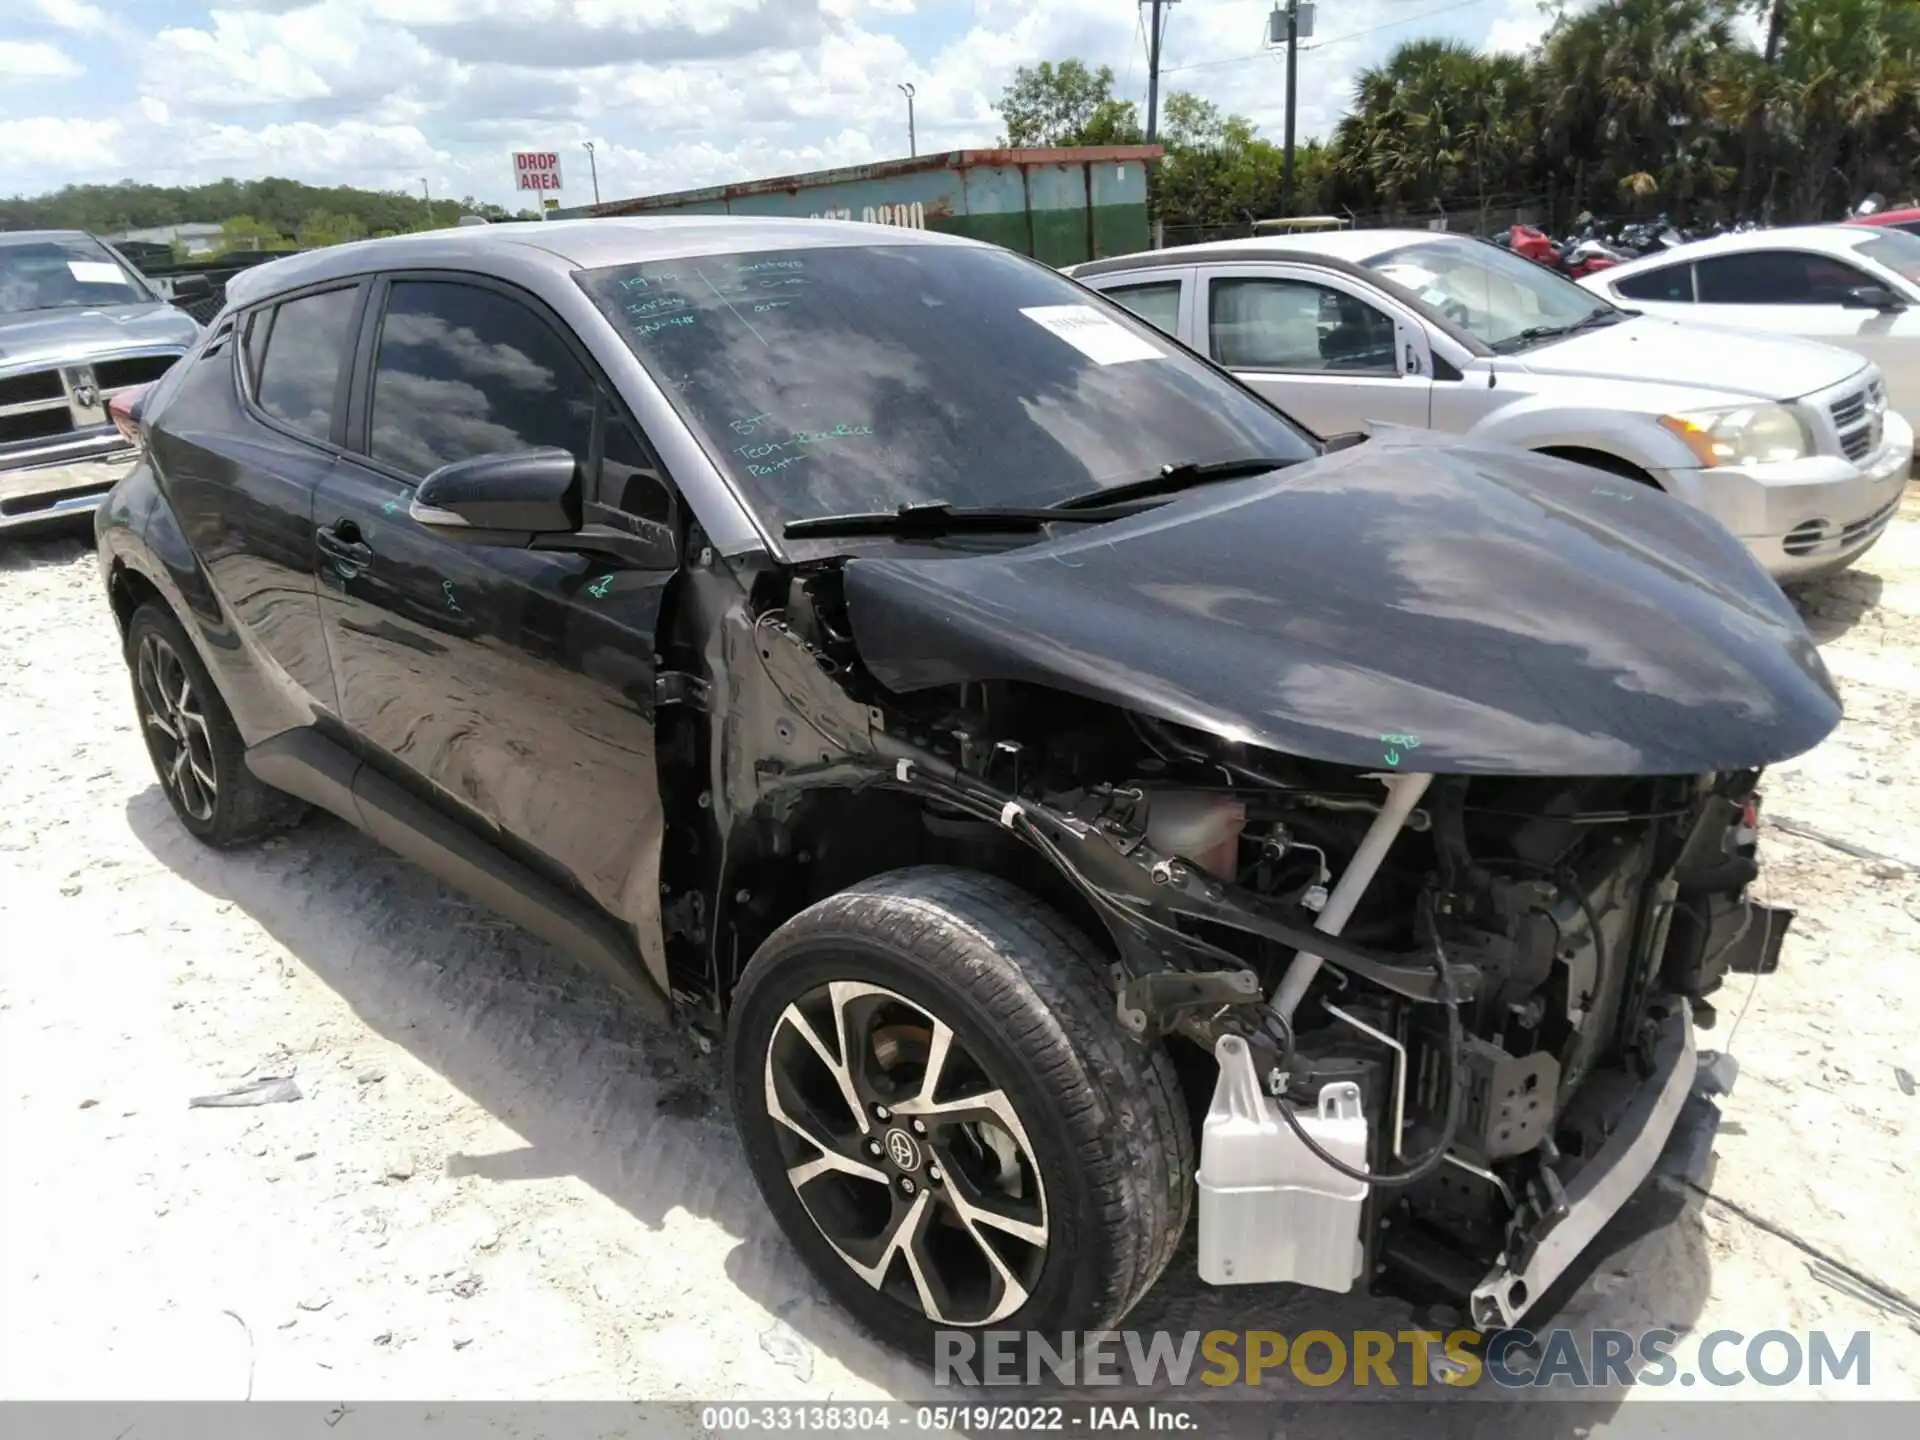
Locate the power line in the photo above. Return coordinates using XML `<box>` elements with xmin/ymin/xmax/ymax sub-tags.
<box><xmin>1125</xmin><ymin>4</ymin><xmax>1147</xmax><ymax>94</ymax></box>
<box><xmin>1161</xmin><ymin>49</ymin><xmax>1273</xmax><ymax>75</ymax></box>
<box><xmin>1305</xmin><ymin>0</ymin><xmax>1494</xmax><ymax>52</ymax></box>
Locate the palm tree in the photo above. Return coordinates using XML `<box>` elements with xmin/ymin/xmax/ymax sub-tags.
<box><xmin>1773</xmin><ymin>0</ymin><xmax>1920</xmax><ymax>219</ymax></box>
<box><xmin>1534</xmin><ymin>0</ymin><xmax>1740</xmax><ymax>217</ymax></box>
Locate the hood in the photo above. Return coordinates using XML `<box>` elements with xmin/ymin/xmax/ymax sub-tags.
<box><xmin>0</xmin><ymin>302</ymin><xmax>201</xmax><ymax>371</ymax></box>
<box><xmin>1517</xmin><ymin>314</ymin><xmax>1864</xmax><ymax>400</ymax></box>
<box><xmin>842</xmin><ymin>433</ymin><xmax>1841</xmax><ymax>776</ymax></box>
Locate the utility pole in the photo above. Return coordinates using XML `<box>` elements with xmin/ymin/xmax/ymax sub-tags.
<box><xmin>583</xmin><ymin>140</ymin><xmax>600</xmax><ymax>205</ymax></box>
<box><xmin>1270</xmin><ymin>2</ymin><xmax>1314</xmax><ymax>215</ymax></box>
<box><xmin>898</xmin><ymin>83</ymin><xmax>916</xmax><ymax>157</ymax></box>
<box><xmin>1144</xmin><ymin>0</ymin><xmax>1178</xmax><ymax>147</ymax></box>
<box><xmin>420</xmin><ymin>177</ymin><xmax>433</xmax><ymax>228</ymax></box>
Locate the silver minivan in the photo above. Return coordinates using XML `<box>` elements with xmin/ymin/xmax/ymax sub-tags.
<box><xmin>1070</xmin><ymin>230</ymin><xmax>1912</xmax><ymax>581</ymax></box>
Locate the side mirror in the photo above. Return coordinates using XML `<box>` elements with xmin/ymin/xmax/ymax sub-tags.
<box><xmin>1842</xmin><ymin>283</ymin><xmax>1904</xmax><ymax>312</ymax></box>
<box><xmin>410</xmin><ymin>448</ymin><xmax>581</xmax><ymax>545</ymax></box>
<box><xmin>171</xmin><ymin>274</ymin><xmax>212</xmax><ymax>300</ymax></box>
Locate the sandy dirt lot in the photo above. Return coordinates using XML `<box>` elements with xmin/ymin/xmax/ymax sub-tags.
<box><xmin>1</xmin><ymin>501</ymin><xmax>1917</xmax><ymax>1418</ymax></box>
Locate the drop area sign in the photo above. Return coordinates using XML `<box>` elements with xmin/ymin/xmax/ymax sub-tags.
<box><xmin>514</xmin><ymin>151</ymin><xmax>563</xmax><ymax>194</ymax></box>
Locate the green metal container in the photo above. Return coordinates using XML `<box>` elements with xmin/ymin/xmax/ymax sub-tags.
<box><xmin>555</xmin><ymin>147</ymin><xmax>1162</xmax><ymax>266</ymax></box>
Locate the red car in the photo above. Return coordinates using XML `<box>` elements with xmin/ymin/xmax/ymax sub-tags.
<box><xmin>1846</xmin><ymin>206</ymin><xmax>1920</xmax><ymax>236</ymax></box>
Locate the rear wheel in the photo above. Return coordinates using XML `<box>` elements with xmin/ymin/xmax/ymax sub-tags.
<box><xmin>125</xmin><ymin>601</ymin><xmax>307</xmax><ymax>848</ymax></box>
<box><xmin>726</xmin><ymin>867</ymin><xmax>1191</xmax><ymax>1360</ymax></box>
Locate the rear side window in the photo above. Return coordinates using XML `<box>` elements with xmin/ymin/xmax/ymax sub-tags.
<box><xmin>1696</xmin><ymin>250</ymin><xmax>1872</xmax><ymax>304</ymax></box>
<box><xmin>1105</xmin><ymin>281</ymin><xmax>1181</xmax><ymax>336</ymax></box>
<box><xmin>254</xmin><ymin>286</ymin><xmax>358</xmax><ymax>441</ymax></box>
<box><xmin>1615</xmin><ymin>263</ymin><xmax>1693</xmax><ymax>303</ymax></box>
<box><xmin>367</xmin><ymin>279</ymin><xmax>594</xmax><ymax>479</ymax></box>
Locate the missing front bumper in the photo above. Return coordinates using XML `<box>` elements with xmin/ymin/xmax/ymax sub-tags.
<box><xmin>1467</xmin><ymin>1002</ymin><xmax>1697</xmax><ymax>1329</ymax></box>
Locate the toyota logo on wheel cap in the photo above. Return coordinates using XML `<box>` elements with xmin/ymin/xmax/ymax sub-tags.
<box><xmin>884</xmin><ymin>1127</ymin><xmax>922</xmax><ymax>1171</ymax></box>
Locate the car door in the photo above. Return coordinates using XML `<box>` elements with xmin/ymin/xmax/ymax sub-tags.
<box><xmin>151</xmin><ymin>284</ymin><xmax>364</xmax><ymax>722</ymax></box>
<box><xmin>314</xmin><ymin>271</ymin><xmax>677</xmax><ymax>964</ymax></box>
<box><xmin>1085</xmin><ymin>271</ymin><xmax>1194</xmax><ymax>344</ymax></box>
<box><xmin>1197</xmin><ymin>265</ymin><xmax>1433</xmax><ymax>434</ymax></box>
<box><xmin>1692</xmin><ymin>247</ymin><xmax>1920</xmax><ymax>421</ymax></box>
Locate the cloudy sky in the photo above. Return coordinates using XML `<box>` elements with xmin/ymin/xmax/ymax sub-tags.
<box><xmin>1</xmin><ymin>0</ymin><xmax>1560</xmax><ymax>208</ymax></box>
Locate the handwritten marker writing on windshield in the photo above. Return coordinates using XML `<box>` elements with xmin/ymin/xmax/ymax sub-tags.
<box><xmin>587</xmin><ymin>574</ymin><xmax>614</xmax><ymax>599</ymax></box>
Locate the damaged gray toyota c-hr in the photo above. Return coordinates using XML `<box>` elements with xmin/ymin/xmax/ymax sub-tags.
<box><xmin>95</xmin><ymin>217</ymin><xmax>1839</xmax><ymax>1359</ymax></box>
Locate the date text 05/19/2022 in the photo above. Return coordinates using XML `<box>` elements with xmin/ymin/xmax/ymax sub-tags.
<box><xmin>701</xmin><ymin>1403</ymin><xmax>1198</xmax><ymax>1432</ymax></box>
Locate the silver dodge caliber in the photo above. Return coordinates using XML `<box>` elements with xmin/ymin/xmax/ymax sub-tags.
<box><xmin>1073</xmin><ymin>229</ymin><xmax>1912</xmax><ymax>582</ymax></box>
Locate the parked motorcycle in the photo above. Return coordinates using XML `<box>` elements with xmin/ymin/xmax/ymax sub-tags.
<box><xmin>1506</xmin><ymin>224</ymin><xmax>1626</xmax><ymax>279</ymax></box>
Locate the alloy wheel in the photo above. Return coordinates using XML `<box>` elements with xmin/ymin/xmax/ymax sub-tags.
<box><xmin>136</xmin><ymin>632</ymin><xmax>217</xmax><ymax>822</ymax></box>
<box><xmin>762</xmin><ymin>980</ymin><xmax>1049</xmax><ymax>1327</ymax></box>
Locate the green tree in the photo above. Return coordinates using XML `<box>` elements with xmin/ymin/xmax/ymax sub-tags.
<box><xmin>216</xmin><ymin>214</ymin><xmax>283</xmax><ymax>253</ymax></box>
<box><xmin>1316</xmin><ymin>0</ymin><xmax>1920</xmax><ymax>226</ymax></box>
<box><xmin>994</xmin><ymin>60</ymin><xmax>1145</xmax><ymax>147</ymax></box>
<box><xmin>0</xmin><ymin>177</ymin><xmax>500</xmax><ymax>246</ymax></box>
<box><xmin>296</xmin><ymin>208</ymin><xmax>366</xmax><ymax>248</ymax></box>
<box><xmin>1770</xmin><ymin>0</ymin><xmax>1920</xmax><ymax>218</ymax></box>
<box><xmin>1532</xmin><ymin>0</ymin><xmax>1739</xmax><ymax>215</ymax></box>
<box><xmin>1155</xmin><ymin>92</ymin><xmax>1296</xmax><ymax>227</ymax></box>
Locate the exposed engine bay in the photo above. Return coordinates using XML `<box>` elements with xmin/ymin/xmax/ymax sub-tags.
<box><xmin>665</xmin><ymin>571</ymin><xmax>1796</xmax><ymax>1330</ymax></box>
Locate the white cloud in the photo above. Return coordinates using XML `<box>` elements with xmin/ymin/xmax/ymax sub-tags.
<box><xmin>0</xmin><ymin>40</ymin><xmax>84</xmax><ymax>80</ymax></box>
<box><xmin>1485</xmin><ymin>0</ymin><xmax>1559</xmax><ymax>55</ymax></box>
<box><xmin>0</xmin><ymin>0</ymin><xmax>1543</xmax><ymax>207</ymax></box>
<box><xmin>32</xmin><ymin>0</ymin><xmax>109</xmax><ymax>30</ymax></box>
<box><xmin>0</xmin><ymin>115</ymin><xmax>120</xmax><ymax>169</ymax></box>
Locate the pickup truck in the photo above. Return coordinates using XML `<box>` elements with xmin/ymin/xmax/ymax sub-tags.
<box><xmin>1</xmin><ymin>230</ymin><xmax>201</xmax><ymax>535</ymax></box>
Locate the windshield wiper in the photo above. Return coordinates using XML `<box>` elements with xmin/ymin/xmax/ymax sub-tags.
<box><xmin>1049</xmin><ymin>456</ymin><xmax>1298</xmax><ymax>512</ymax></box>
<box><xmin>784</xmin><ymin>456</ymin><xmax>1300</xmax><ymax>539</ymax></box>
<box><xmin>783</xmin><ymin>500</ymin><xmax>1135</xmax><ymax>540</ymax></box>
<box><xmin>1492</xmin><ymin>307</ymin><xmax>1624</xmax><ymax>353</ymax></box>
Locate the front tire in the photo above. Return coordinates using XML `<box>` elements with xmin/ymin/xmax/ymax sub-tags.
<box><xmin>726</xmin><ymin>867</ymin><xmax>1192</xmax><ymax>1361</ymax></box>
<box><xmin>125</xmin><ymin>601</ymin><xmax>307</xmax><ymax>848</ymax></box>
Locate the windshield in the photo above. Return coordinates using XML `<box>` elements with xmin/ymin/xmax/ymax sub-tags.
<box><xmin>1854</xmin><ymin>230</ymin><xmax>1920</xmax><ymax>288</ymax></box>
<box><xmin>0</xmin><ymin>236</ymin><xmax>151</xmax><ymax>316</ymax></box>
<box><xmin>1363</xmin><ymin>239</ymin><xmax>1613</xmax><ymax>350</ymax></box>
<box><xmin>578</xmin><ymin>243</ymin><xmax>1315</xmax><ymax>532</ymax></box>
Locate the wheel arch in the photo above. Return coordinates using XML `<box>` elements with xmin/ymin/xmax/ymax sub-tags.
<box><xmin>107</xmin><ymin>560</ymin><xmax>166</xmax><ymax>639</ymax></box>
<box><xmin>1534</xmin><ymin>445</ymin><xmax>1666</xmax><ymax>488</ymax></box>
<box><xmin>709</xmin><ymin>786</ymin><xmax>1122</xmax><ymax>1012</ymax></box>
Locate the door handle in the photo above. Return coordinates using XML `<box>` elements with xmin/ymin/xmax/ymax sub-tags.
<box><xmin>316</xmin><ymin>522</ymin><xmax>374</xmax><ymax>568</ymax></box>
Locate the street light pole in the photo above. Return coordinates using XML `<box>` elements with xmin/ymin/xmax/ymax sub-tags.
<box><xmin>583</xmin><ymin>140</ymin><xmax>601</xmax><ymax>205</ymax></box>
<box><xmin>897</xmin><ymin>83</ymin><xmax>916</xmax><ymax>157</ymax></box>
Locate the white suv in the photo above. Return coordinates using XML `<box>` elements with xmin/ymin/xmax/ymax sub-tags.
<box><xmin>1070</xmin><ymin>230</ymin><xmax>1912</xmax><ymax>582</ymax></box>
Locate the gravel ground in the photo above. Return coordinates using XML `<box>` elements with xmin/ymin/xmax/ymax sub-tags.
<box><xmin>1</xmin><ymin>501</ymin><xmax>1917</xmax><ymax>1414</ymax></box>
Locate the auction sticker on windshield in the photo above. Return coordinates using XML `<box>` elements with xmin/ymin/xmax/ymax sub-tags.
<box><xmin>67</xmin><ymin>261</ymin><xmax>124</xmax><ymax>285</ymax></box>
<box><xmin>1020</xmin><ymin>305</ymin><xmax>1166</xmax><ymax>364</ymax></box>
